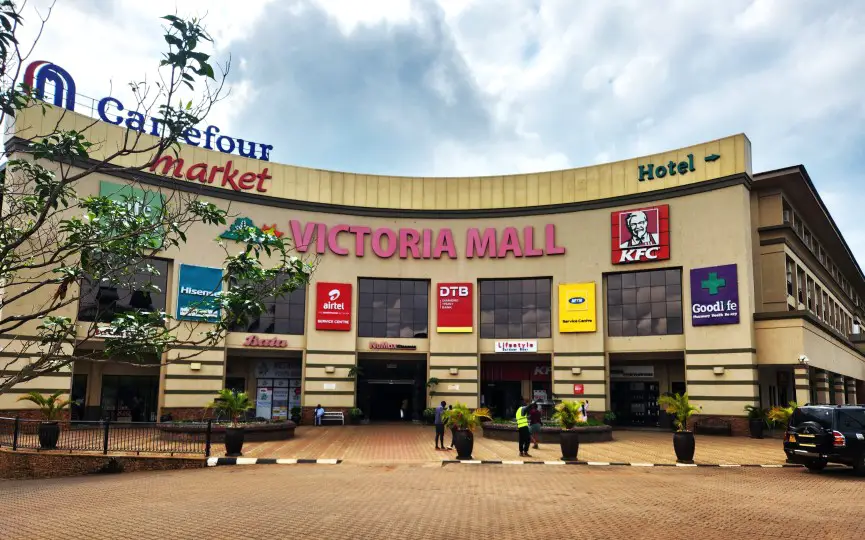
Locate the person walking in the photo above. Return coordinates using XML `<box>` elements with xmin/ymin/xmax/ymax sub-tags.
<box><xmin>434</xmin><ymin>400</ymin><xmax>448</xmax><ymax>450</ymax></box>
<box><xmin>516</xmin><ymin>399</ymin><xmax>538</xmax><ymax>457</ymax></box>
<box><xmin>529</xmin><ymin>403</ymin><xmax>543</xmax><ymax>450</ymax></box>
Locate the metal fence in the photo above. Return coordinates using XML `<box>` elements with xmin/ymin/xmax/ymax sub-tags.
<box><xmin>0</xmin><ymin>417</ymin><xmax>212</xmax><ymax>457</ymax></box>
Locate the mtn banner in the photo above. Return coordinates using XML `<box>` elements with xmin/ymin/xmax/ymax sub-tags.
<box><xmin>558</xmin><ymin>282</ymin><xmax>597</xmax><ymax>333</ymax></box>
<box><xmin>689</xmin><ymin>264</ymin><xmax>740</xmax><ymax>326</ymax></box>
<box><xmin>315</xmin><ymin>282</ymin><xmax>352</xmax><ymax>331</ymax></box>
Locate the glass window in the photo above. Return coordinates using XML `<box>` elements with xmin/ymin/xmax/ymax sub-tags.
<box><xmin>789</xmin><ymin>407</ymin><xmax>833</xmax><ymax>430</ymax></box>
<box><xmin>357</xmin><ymin>279</ymin><xmax>428</xmax><ymax>338</ymax></box>
<box><xmin>606</xmin><ymin>269</ymin><xmax>682</xmax><ymax>337</ymax></box>
<box><xmin>786</xmin><ymin>257</ymin><xmax>795</xmax><ymax>298</ymax></box>
<box><xmin>479</xmin><ymin>278</ymin><xmax>552</xmax><ymax>338</ymax></box>
<box><xmin>78</xmin><ymin>258</ymin><xmax>169</xmax><ymax>322</ymax></box>
<box><xmin>230</xmin><ymin>276</ymin><xmax>307</xmax><ymax>335</ymax></box>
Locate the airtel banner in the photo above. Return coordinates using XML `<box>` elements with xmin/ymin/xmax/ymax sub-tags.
<box><xmin>437</xmin><ymin>283</ymin><xmax>473</xmax><ymax>333</ymax></box>
<box><xmin>315</xmin><ymin>282</ymin><xmax>352</xmax><ymax>331</ymax></box>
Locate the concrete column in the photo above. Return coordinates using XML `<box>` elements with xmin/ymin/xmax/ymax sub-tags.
<box><xmin>814</xmin><ymin>370</ymin><xmax>830</xmax><ymax>404</ymax></box>
<box><xmin>846</xmin><ymin>378</ymin><xmax>859</xmax><ymax>405</ymax></box>
<box><xmin>793</xmin><ymin>365</ymin><xmax>811</xmax><ymax>405</ymax></box>
<box><xmin>833</xmin><ymin>375</ymin><xmax>846</xmax><ymax>405</ymax></box>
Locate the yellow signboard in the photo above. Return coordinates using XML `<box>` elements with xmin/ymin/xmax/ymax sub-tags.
<box><xmin>558</xmin><ymin>283</ymin><xmax>596</xmax><ymax>333</ymax></box>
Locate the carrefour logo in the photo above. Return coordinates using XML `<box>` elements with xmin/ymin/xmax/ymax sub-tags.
<box><xmin>23</xmin><ymin>61</ymin><xmax>76</xmax><ymax>111</ymax></box>
<box><xmin>568</xmin><ymin>297</ymin><xmax>586</xmax><ymax>305</ymax></box>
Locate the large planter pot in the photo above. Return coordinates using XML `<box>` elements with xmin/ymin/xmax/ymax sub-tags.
<box><xmin>748</xmin><ymin>419</ymin><xmax>765</xmax><ymax>439</ymax></box>
<box><xmin>673</xmin><ymin>431</ymin><xmax>695</xmax><ymax>463</ymax></box>
<box><xmin>38</xmin><ymin>421</ymin><xmax>60</xmax><ymax>450</ymax></box>
<box><xmin>559</xmin><ymin>430</ymin><xmax>580</xmax><ymax>461</ymax></box>
<box><xmin>224</xmin><ymin>427</ymin><xmax>245</xmax><ymax>457</ymax></box>
<box><xmin>452</xmin><ymin>429</ymin><xmax>474</xmax><ymax>460</ymax></box>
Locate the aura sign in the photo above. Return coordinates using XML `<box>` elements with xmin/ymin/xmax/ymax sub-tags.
<box><xmin>290</xmin><ymin>221</ymin><xmax>566</xmax><ymax>260</ymax></box>
<box><xmin>24</xmin><ymin>61</ymin><xmax>274</xmax><ymax>162</ymax></box>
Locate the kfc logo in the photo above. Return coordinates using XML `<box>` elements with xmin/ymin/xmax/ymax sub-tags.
<box><xmin>611</xmin><ymin>205</ymin><xmax>670</xmax><ymax>264</ymax></box>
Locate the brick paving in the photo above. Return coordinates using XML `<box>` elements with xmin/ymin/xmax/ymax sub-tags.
<box><xmin>214</xmin><ymin>424</ymin><xmax>789</xmax><ymax>465</ymax></box>
<box><xmin>2</xmin><ymin>463</ymin><xmax>864</xmax><ymax>539</ymax></box>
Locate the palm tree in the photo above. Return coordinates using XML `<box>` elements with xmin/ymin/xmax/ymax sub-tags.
<box><xmin>16</xmin><ymin>390</ymin><xmax>70</xmax><ymax>421</ymax></box>
<box><xmin>658</xmin><ymin>393</ymin><xmax>701</xmax><ymax>432</ymax></box>
<box><xmin>206</xmin><ymin>389</ymin><xmax>253</xmax><ymax>427</ymax></box>
<box><xmin>443</xmin><ymin>403</ymin><xmax>491</xmax><ymax>431</ymax></box>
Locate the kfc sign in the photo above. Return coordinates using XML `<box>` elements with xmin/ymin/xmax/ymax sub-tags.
<box><xmin>437</xmin><ymin>283</ymin><xmax>473</xmax><ymax>333</ymax></box>
<box><xmin>611</xmin><ymin>204</ymin><xmax>670</xmax><ymax>264</ymax></box>
<box><xmin>315</xmin><ymin>282</ymin><xmax>352</xmax><ymax>331</ymax></box>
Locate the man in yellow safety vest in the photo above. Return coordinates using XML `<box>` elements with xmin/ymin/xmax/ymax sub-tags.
<box><xmin>516</xmin><ymin>399</ymin><xmax>538</xmax><ymax>457</ymax></box>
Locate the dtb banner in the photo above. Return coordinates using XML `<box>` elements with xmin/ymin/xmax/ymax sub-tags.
<box><xmin>558</xmin><ymin>282</ymin><xmax>597</xmax><ymax>333</ymax></box>
<box><xmin>176</xmin><ymin>264</ymin><xmax>223</xmax><ymax>322</ymax></box>
<box><xmin>437</xmin><ymin>283</ymin><xmax>473</xmax><ymax>333</ymax></box>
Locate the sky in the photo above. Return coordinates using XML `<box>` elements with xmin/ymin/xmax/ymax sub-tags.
<box><xmin>13</xmin><ymin>0</ymin><xmax>865</xmax><ymax>264</ymax></box>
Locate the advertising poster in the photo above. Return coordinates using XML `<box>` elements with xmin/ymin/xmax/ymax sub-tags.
<box><xmin>255</xmin><ymin>387</ymin><xmax>272</xmax><ymax>420</ymax></box>
<box><xmin>690</xmin><ymin>264</ymin><xmax>740</xmax><ymax>326</ymax></box>
<box><xmin>436</xmin><ymin>283</ymin><xmax>473</xmax><ymax>333</ymax></box>
<box><xmin>558</xmin><ymin>282</ymin><xmax>597</xmax><ymax>333</ymax></box>
<box><xmin>611</xmin><ymin>205</ymin><xmax>670</xmax><ymax>264</ymax></box>
<box><xmin>99</xmin><ymin>180</ymin><xmax>165</xmax><ymax>249</ymax></box>
<box><xmin>315</xmin><ymin>282</ymin><xmax>352</xmax><ymax>331</ymax></box>
<box><xmin>176</xmin><ymin>264</ymin><xmax>223</xmax><ymax>322</ymax></box>
<box><xmin>272</xmin><ymin>387</ymin><xmax>289</xmax><ymax>421</ymax></box>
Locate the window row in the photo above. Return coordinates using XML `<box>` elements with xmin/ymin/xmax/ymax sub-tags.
<box><xmin>786</xmin><ymin>256</ymin><xmax>853</xmax><ymax>335</ymax></box>
<box><xmin>783</xmin><ymin>199</ymin><xmax>860</xmax><ymax>308</ymax></box>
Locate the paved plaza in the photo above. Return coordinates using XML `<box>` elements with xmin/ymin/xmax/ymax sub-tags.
<box><xmin>2</xmin><ymin>462</ymin><xmax>864</xmax><ymax>539</ymax></box>
<box><xmin>214</xmin><ymin>424</ymin><xmax>789</xmax><ymax>465</ymax></box>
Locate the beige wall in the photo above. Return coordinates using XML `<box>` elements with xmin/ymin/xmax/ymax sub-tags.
<box><xmin>756</xmin><ymin>319</ymin><xmax>865</xmax><ymax>381</ymax></box>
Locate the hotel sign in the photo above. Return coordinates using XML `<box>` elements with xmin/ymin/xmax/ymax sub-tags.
<box><xmin>494</xmin><ymin>340</ymin><xmax>538</xmax><ymax>353</ymax></box>
<box><xmin>690</xmin><ymin>264</ymin><xmax>740</xmax><ymax>326</ymax></box>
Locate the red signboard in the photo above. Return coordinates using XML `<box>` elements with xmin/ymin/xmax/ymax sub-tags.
<box><xmin>611</xmin><ymin>204</ymin><xmax>670</xmax><ymax>264</ymax></box>
<box><xmin>573</xmin><ymin>384</ymin><xmax>585</xmax><ymax>395</ymax></box>
<box><xmin>315</xmin><ymin>282</ymin><xmax>352</xmax><ymax>331</ymax></box>
<box><xmin>481</xmin><ymin>362</ymin><xmax>551</xmax><ymax>382</ymax></box>
<box><xmin>436</xmin><ymin>282</ymin><xmax>473</xmax><ymax>333</ymax></box>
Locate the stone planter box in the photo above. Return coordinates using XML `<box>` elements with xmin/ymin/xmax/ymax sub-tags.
<box><xmin>481</xmin><ymin>423</ymin><xmax>613</xmax><ymax>443</ymax></box>
<box><xmin>158</xmin><ymin>421</ymin><xmax>296</xmax><ymax>443</ymax></box>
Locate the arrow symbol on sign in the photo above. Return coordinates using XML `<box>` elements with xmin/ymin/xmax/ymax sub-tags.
<box><xmin>704</xmin><ymin>154</ymin><xmax>721</xmax><ymax>162</ymax></box>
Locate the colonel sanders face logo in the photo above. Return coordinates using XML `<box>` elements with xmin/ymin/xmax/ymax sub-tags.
<box><xmin>619</xmin><ymin>210</ymin><xmax>659</xmax><ymax>249</ymax></box>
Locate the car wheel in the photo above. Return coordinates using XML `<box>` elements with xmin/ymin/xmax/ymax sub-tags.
<box><xmin>805</xmin><ymin>459</ymin><xmax>827</xmax><ymax>472</ymax></box>
<box><xmin>853</xmin><ymin>454</ymin><xmax>865</xmax><ymax>477</ymax></box>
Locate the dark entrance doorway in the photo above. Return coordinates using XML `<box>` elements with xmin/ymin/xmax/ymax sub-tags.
<box><xmin>480</xmin><ymin>354</ymin><xmax>553</xmax><ymax>421</ymax></box>
<box><xmin>100</xmin><ymin>374</ymin><xmax>159</xmax><ymax>422</ymax></box>
<box><xmin>356</xmin><ymin>355</ymin><xmax>425</xmax><ymax>422</ymax></box>
<box><xmin>610</xmin><ymin>380</ymin><xmax>660</xmax><ymax>427</ymax></box>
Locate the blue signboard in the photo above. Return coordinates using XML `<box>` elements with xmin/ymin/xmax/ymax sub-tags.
<box><xmin>176</xmin><ymin>264</ymin><xmax>223</xmax><ymax>323</ymax></box>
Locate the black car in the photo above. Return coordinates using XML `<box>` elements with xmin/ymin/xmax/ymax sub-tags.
<box><xmin>783</xmin><ymin>404</ymin><xmax>865</xmax><ymax>474</ymax></box>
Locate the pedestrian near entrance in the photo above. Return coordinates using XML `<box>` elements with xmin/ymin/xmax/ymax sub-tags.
<box><xmin>529</xmin><ymin>404</ymin><xmax>543</xmax><ymax>450</ymax></box>
<box><xmin>447</xmin><ymin>405</ymin><xmax>456</xmax><ymax>450</ymax></box>
<box><xmin>434</xmin><ymin>400</ymin><xmax>448</xmax><ymax>450</ymax></box>
<box><xmin>516</xmin><ymin>399</ymin><xmax>538</xmax><ymax>457</ymax></box>
<box><xmin>314</xmin><ymin>404</ymin><xmax>324</xmax><ymax>426</ymax></box>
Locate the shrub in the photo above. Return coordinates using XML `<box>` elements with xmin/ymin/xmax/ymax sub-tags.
<box><xmin>443</xmin><ymin>403</ymin><xmax>491</xmax><ymax>431</ymax></box>
<box><xmin>552</xmin><ymin>400</ymin><xmax>585</xmax><ymax>430</ymax></box>
<box><xmin>658</xmin><ymin>393</ymin><xmax>701</xmax><ymax>432</ymax></box>
<box><xmin>16</xmin><ymin>390</ymin><xmax>70</xmax><ymax>421</ymax></box>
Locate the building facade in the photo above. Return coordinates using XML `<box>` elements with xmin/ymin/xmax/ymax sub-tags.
<box><xmin>3</xmin><ymin>92</ymin><xmax>865</xmax><ymax>434</ymax></box>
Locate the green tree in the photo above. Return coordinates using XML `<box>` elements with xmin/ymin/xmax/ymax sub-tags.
<box><xmin>0</xmin><ymin>1</ymin><xmax>314</xmax><ymax>396</ymax></box>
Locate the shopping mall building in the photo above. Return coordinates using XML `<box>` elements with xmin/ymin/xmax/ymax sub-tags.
<box><xmin>2</xmin><ymin>63</ymin><xmax>864</xmax><ymax>434</ymax></box>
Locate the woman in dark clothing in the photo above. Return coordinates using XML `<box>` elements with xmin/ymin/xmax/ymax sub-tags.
<box><xmin>529</xmin><ymin>405</ymin><xmax>543</xmax><ymax>450</ymax></box>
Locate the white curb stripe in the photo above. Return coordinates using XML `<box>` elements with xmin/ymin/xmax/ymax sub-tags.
<box><xmin>502</xmin><ymin>460</ymin><xmax>524</xmax><ymax>465</ymax></box>
<box><xmin>276</xmin><ymin>459</ymin><xmax>298</xmax><ymax>464</ymax></box>
<box><xmin>630</xmin><ymin>463</ymin><xmax>654</xmax><ymax>467</ymax></box>
<box><xmin>543</xmin><ymin>461</ymin><xmax>566</xmax><ymax>465</ymax></box>
<box><xmin>461</xmin><ymin>460</ymin><xmax>482</xmax><ymax>464</ymax></box>
<box><xmin>206</xmin><ymin>457</ymin><xmax>218</xmax><ymax>467</ymax></box>
<box><xmin>587</xmin><ymin>462</ymin><xmax>610</xmax><ymax>466</ymax></box>
<box><xmin>675</xmin><ymin>463</ymin><xmax>697</xmax><ymax>467</ymax></box>
<box><xmin>317</xmin><ymin>459</ymin><xmax>339</xmax><ymax>465</ymax></box>
<box><xmin>760</xmin><ymin>464</ymin><xmax>782</xmax><ymax>468</ymax></box>
<box><xmin>235</xmin><ymin>458</ymin><xmax>258</xmax><ymax>465</ymax></box>
<box><xmin>719</xmin><ymin>464</ymin><xmax>741</xmax><ymax>468</ymax></box>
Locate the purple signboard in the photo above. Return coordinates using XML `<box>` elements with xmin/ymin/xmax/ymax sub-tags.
<box><xmin>690</xmin><ymin>264</ymin><xmax>740</xmax><ymax>326</ymax></box>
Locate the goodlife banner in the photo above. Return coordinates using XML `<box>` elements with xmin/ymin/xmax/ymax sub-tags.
<box><xmin>436</xmin><ymin>283</ymin><xmax>473</xmax><ymax>333</ymax></box>
<box><xmin>315</xmin><ymin>282</ymin><xmax>352</xmax><ymax>331</ymax></box>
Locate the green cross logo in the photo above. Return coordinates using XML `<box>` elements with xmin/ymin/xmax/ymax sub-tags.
<box><xmin>701</xmin><ymin>272</ymin><xmax>726</xmax><ymax>295</ymax></box>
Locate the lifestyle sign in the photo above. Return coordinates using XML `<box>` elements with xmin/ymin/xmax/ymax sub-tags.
<box><xmin>289</xmin><ymin>221</ymin><xmax>566</xmax><ymax>260</ymax></box>
<box><xmin>689</xmin><ymin>264</ymin><xmax>740</xmax><ymax>326</ymax></box>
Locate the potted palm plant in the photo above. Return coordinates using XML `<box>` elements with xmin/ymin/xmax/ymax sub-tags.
<box><xmin>16</xmin><ymin>390</ymin><xmax>70</xmax><ymax>450</ymax></box>
<box><xmin>744</xmin><ymin>404</ymin><xmax>769</xmax><ymax>439</ymax></box>
<box><xmin>768</xmin><ymin>401</ymin><xmax>797</xmax><ymax>431</ymax></box>
<box><xmin>658</xmin><ymin>393</ymin><xmax>701</xmax><ymax>463</ymax></box>
<box><xmin>207</xmin><ymin>389</ymin><xmax>253</xmax><ymax>457</ymax></box>
<box><xmin>552</xmin><ymin>400</ymin><xmax>584</xmax><ymax>461</ymax></box>
<box><xmin>349</xmin><ymin>407</ymin><xmax>364</xmax><ymax>424</ymax></box>
<box><xmin>443</xmin><ymin>403</ymin><xmax>491</xmax><ymax>460</ymax></box>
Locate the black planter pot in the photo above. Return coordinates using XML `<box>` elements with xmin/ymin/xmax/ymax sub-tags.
<box><xmin>224</xmin><ymin>427</ymin><xmax>245</xmax><ymax>457</ymax></box>
<box><xmin>38</xmin><ymin>421</ymin><xmax>60</xmax><ymax>450</ymax></box>
<box><xmin>673</xmin><ymin>431</ymin><xmax>695</xmax><ymax>463</ymax></box>
<box><xmin>559</xmin><ymin>430</ymin><xmax>580</xmax><ymax>461</ymax></box>
<box><xmin>453</xmin><ymin>429</ymin><xmax>474</xmax><ymax>460</ymax></box>
<box><xmin>748</xmin><ymin>419</ymin><xmax>765</xmax><ymax>439</ymax></box>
